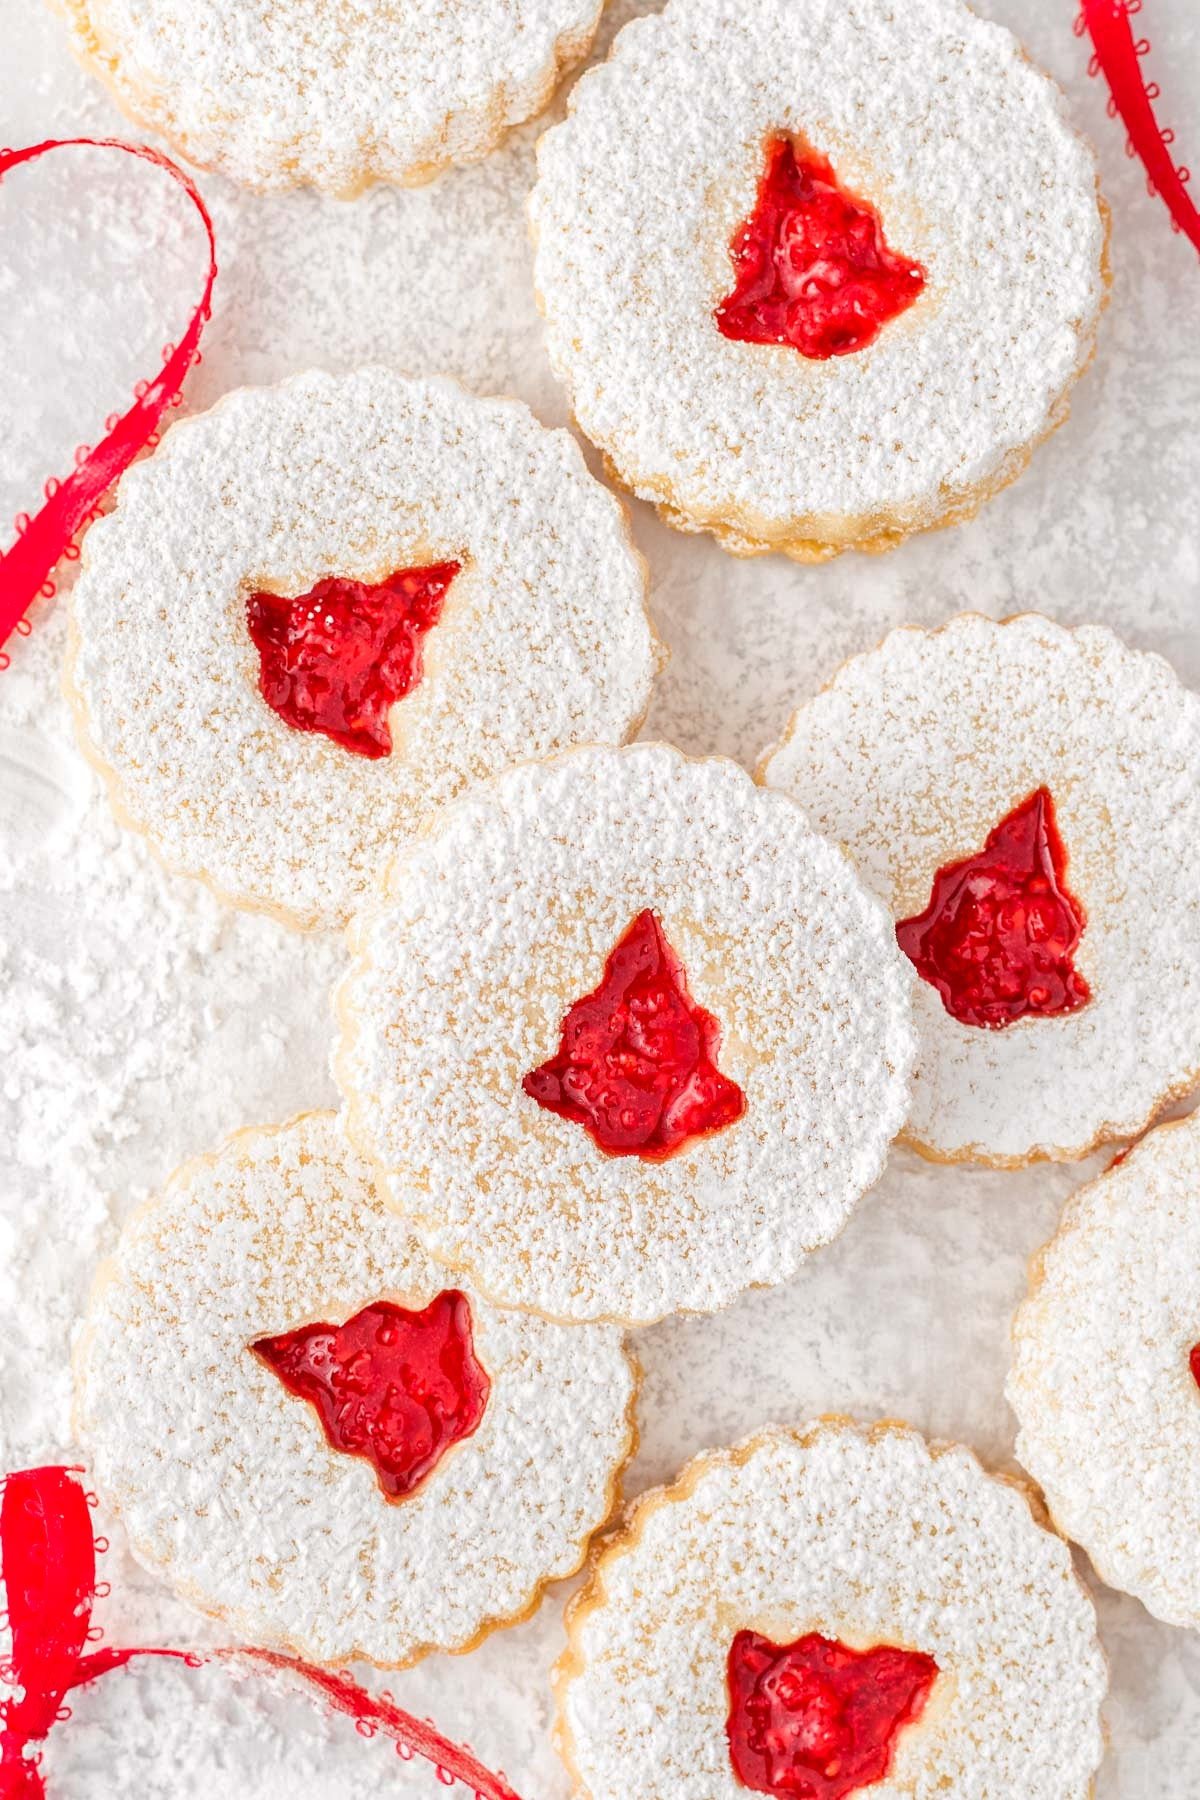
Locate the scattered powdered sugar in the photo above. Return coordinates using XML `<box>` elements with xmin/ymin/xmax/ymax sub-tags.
<box><xmin>0</xmin><ymin>601</ymin><xmax>346</xmax><ymax>1471</ymax></box>
<box><xmin>336</xmin><ymin>743</ymin><xmax>915</xmax><ymax>1324</ymax></box>
<box><xmin>556</xmin><ymin>1420</ymin><xmax>1107</xmax><ymax>1800</ymax></box>
<box><xmin>531</xmin><ymin>0</ymin><xmax>1105</xmax><ymax>552</ymax></box>
<box><xmin>760</xmin><ymin>615</ymin><xmax>1200</xmax><ymax>1164</ymax></box>
<box><xmin>57</xmin><ymin>0</ymin><xmax>605</xmax><ymax>194</ymax></box>
<box><xmin>68</xmin><ymin>368</ymin><xmax>658</xmax><ymax>931</ymax></box>
<box><xmin>4</xmin><ymin>0</ymin><xmax>1200</xmax><ymax>1794</ymax></box>
<box><xmin>76</xmin><ymin>1110</ymin><xmax>636</xmax><ymax>1665</ymax></box>
<box><xmin>1009</xmin><ymin>1111</ymin><xmax>1200</xmax><ymax>1631</ymax></box>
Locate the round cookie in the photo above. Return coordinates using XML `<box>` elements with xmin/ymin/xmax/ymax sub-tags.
<box><xmin>57</xmin><ymin>0</ymin><xmax>607</xmax><ymax>195</ymax></box>
<box><xmin>67</xmin><ymin>368</ymin><xmax>659</xmax><ymax>931</ymax></box>
<box><xmin>74</xmin><ymin>1110</ymin><xmax>637</xmax><ymax>1667</ymax></box>
<box><xmin>1009</xmin><ymin>1110</ymin><xmax>1200</xmax><ymax>1631</ymax></box>
<box><xmin>530</xmin><ymin>0</ymin><xmax>1107</xmax><ymax>562</ymax></box>
<box><xmin>555</xmin><ymin>1421</ymin><xmax>1107</xmax><ymax>1800</ymax></box>
<box><xmin>759</xmin><ymin>614</ymin><xmax>1200</xmax><ymax>1165</ymax></box>
<box><xmin>336</xmin><ymin>742</ymin><xmax>915</xmax><ymax>1326</ymax></box>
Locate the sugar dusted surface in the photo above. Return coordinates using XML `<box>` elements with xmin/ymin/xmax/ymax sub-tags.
<box><xmin>75</xmin><ymin>1111</ymin><xmax>636</xmax><ymax>1665</ymax></box>
<box><xmin>1009</xmin><ymin>1112</ymin><xmax>1200</xmax><ymax>1631</ymax></box>
<box><xmin>68</xmin><ymin>367</ymin><xmax>657</xmax><ymax>930</ymax></box>
<box><xmin>761</xmin><ymin>616</ymin><xmax>1200</xmax><ymax>1164</ymax></box>
<box><xmin>58</xmin><ymin>0</ymin><xmax>606</xmax><ymax>194</ymax></box>
<box><xmin>3</xmin><ymin>0</ymin><xmax>1200</xmax><ymax>1793</ymax></box>
<box><xmin>530</xmin><ymin>0</ymin><xmax>1105</xmax><ymax>550</ymax></box>
<box><xmin>557</xmin><ymin>1421</ymin><xmax>1107</xmax><ymax>1800</ymax></box>
<box><xmin>336</xmin><ymin>743</ymin><xmax>915</xmax><ymax>1324</ymax></box>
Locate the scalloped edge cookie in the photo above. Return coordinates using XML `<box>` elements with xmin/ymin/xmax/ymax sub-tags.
<box><xmin>556</xmin><ymin>1417</ymin><xmax>1107</xmax><ymax>1799</ymax></box>
<box><xmin>53</xmin><ymin>0</ymin><xmax>608</xmax><ymax>196</ymax></box>
<box><xmin>74</xmin><ymin>1109</ymin><xmax>641</xmax><ymax>1669</ymax></box>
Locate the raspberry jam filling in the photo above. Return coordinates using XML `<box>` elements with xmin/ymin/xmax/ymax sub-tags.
<box><xmin>726</xmin><ymin>1630</ymin><xmax>938</xmax><ymax>1800</ymax></box>
<box><xmin>715</xmin><ymin>136</ymin><xmax>925</xmax><ymax>360</ymax></box>
<box><xmin>252</xmin><ymin>1292</ymin><xmax>489</xmax><ymax>1500</ymax></box>
<box><xmin>522</xmin><ymin>908</ymin><xmax>746</xmax><ymax>1160</ymax></box>
<box><xmin>246</xmin><ymin>561</ymin><xmax>460</xmax><ymax>758</ymax></box>
<box><xmin>895</xmin><ymin>787</ymin><xmax>1091</xmax><ymax>1031</ymax></box>
<box><xmin>1190</xmin><ymin>1345</ymin><xmax>1200</xmax><ymax>1392</ymax></box>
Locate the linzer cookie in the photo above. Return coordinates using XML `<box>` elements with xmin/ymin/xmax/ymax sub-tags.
<box><xmin>530</xmin><ymin>0</ymin><xmax>1107</xmax><ymax>561</ymax></box>
<box><xmin>335</xmin><ymin>742</ymin><xmax>915</xmax><ymax>1326</ymax></box>
<box><xmin>56</xmin><ymin>0</ymin><xmax>607</xmax><ymax>194</ymax></box>
<box><xmin>66</xmin><ymin>368</ymin><xmax>659</xmax><ymax>930</ymax></box>
<box><xmin>759</xmin><ymin>615</ymin><xmax>1200</xmax><ymax>1165</ymax></box>
<box><xmin>555</xmin><ymin>1421</ymin><xmax>1106</xmax><ymax>1799</ymax></box>
<box><xmin>74</xmin><ymin>1111</ymin><xmax>637</xmax><ymax>1667</ymax></box>
<box><xmin>1009</xmin><ymin>1111</ymin><xmax>1200</xmax><ymax>1631</ymax></box>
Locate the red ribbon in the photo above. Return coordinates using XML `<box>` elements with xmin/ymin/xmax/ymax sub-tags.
<box><xmin>1078</xmin><ymin>0</ymin><xmax>1200</xmax><ymax>255</ymax></box>
<box><xmin>1</xmin><ymin>21</ymin><xmax>1195</xmax><ymax>663</ymax></box>
<box><xmin>0</xmin><ymin>138</ymin><xmax>217</xmax><ymax>666</ymax></box>
<box><xmin>0</xmin><ymin>1466</ymin><xmax>525</xmax><ymax>1800</ymax></box>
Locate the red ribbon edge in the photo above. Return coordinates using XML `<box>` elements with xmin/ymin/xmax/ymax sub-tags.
<box><xmin>1079</xmin><ymin>0</ymin><xmax>1200</xmax><ymax>255</ymax></box>
<box><xmin>0</xmin><ymin>1465</ymin><xmax>526</xmax><ymax>1800</ymax></box>
<box><xmin>2</xmin><ymin>24</ymin><xmax>1194</xmax><ymax>662</ymax></box>
<box><xmin>0</xmin><ymin>138</ymin><xmax>218</xmax><ymax>663</ymax></box>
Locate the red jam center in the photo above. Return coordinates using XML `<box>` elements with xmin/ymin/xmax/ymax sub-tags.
<box><xmin>522</xmin><ymin>908</ymin><xmax>746</xmax><ymax>1160</ymax></box>
<box><xmin>727</xmin><ymin>1630</ymin><xmax>938</xmax><ymax>1799</ymax></box>
<box><xmin>245</xmin><ymin>561</ymin><xmax>460</xmax><ymax>758</ymax></box>
<box><xmin>715</xmin><ymin>137</ymin><xmax>926</xmax><ymax>360</ymax></box>
<box><xmin>895</xmin><ymin>787</ymin><xmax>1091</xmax><ymax>1031</ymax></box>
<box><xmin>252</xmin><ymin>1293</ymin><xmax>489</xmax><ymax>1500</ymax></box>
<box><xmin>1190</xmin><ymin>1345</ymin><xmax>1200</xmax><ymax>1391</ymax></box>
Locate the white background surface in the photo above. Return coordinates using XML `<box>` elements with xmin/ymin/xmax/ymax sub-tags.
<box><xmin>2</xmin><ymin>1</ymin><xmax>1199</xmax><ymax>1795</ymax></box>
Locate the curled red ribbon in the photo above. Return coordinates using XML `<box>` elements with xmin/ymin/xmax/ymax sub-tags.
<box><xmin>0</xmin><ymin>1466</ymin><xmax>526</xmax><ymax>1800</ymax></box>
<box><xmin>1078</xmin><ymin>0</ymin><xmax>1200</xmax><ymax>255</ymax></box>
<box><xmin>1</xmin><ymin>23</ymin><xmax>1194</xmax><ymax>665</ymax></box>
<box><xmin>0</xmin><ymin>138</ymin><xmax>217</xmax><ymax>667</ymax></box>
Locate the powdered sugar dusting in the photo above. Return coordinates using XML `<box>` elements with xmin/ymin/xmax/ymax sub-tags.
<box><xmin>337</xmin><ymin>742</ymin><xmax>915</xmax><ymax>1324</ymax></box>
<box><xmin>531</xmin><ymin>0</ymin><xmax>1105</xmax><ymax>554</ymax></box>
<box><xmin>76</xmin><ymin>1110</ymin><xmax>636</xmax><ymax>1665</ymax></box>
<box><xmin>68</xmin><ymin>368</ymin><xmax>658</xmax><ymax>930</ymax></box>
<box><xmin>760</xmin><ymin>615</ymin><xmax>1200</xmax><ymax>1163</ymax></box>
<box><xmin>1009</xmin><ymin>1110</ymin><xmax>1200</xmax><ymax>1631</ymax></box>
<box><xmin>0</xmin><ymin>601</ymin><xmax>344</xmax><ymax>1466</ymax></box>
<box><xmin>556</xmin><ymin>1421</ymin><xmax>1107</xmax><ymax>1799</ymax></box>
<box><xmin>5</xmin><ymin>0</ymin><xmax>1200</xmax><ymax>1793</ymax></box>
<box><xmin>59</xmin><ymin>0</ymin><xmax>606</xmax><ymax>194</ymax></box>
